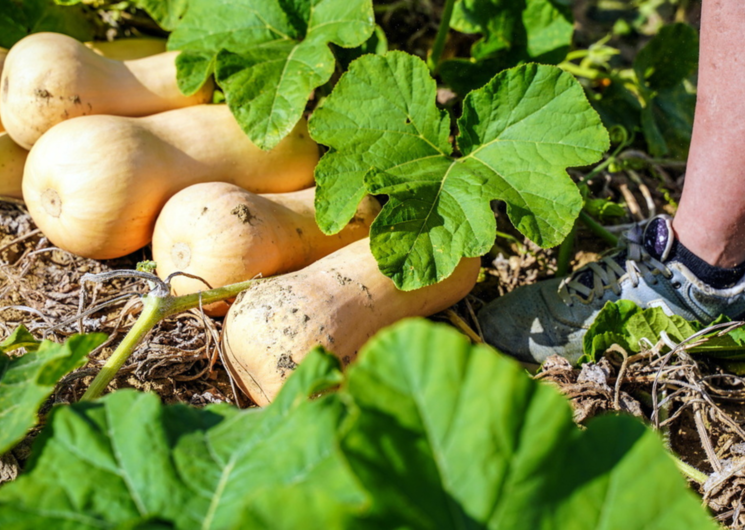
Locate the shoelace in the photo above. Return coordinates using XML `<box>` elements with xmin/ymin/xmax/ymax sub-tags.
<box><xmin>557</xmin><ymin>224</ymin><xmax>672</xmax><ymax>305</ymax></box>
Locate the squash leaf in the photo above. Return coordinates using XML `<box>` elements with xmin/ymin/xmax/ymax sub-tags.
<box><xmin>0</xmin><ymin>319</ymin><xmax>716</xmax><ymax>528</ymax></box>
<box><xmin>452</xmin><ymin>0</ymin><xmax>573</xmax><ymax>62</ymax></box>
<box><xmin>635</xmin><ymin>23</ymin><xmax>699</xmax><ymax>159</ymax></box>
<box><xmin>634</xmin><ymin>23</ymin><xmax>699</xmax><ymax>92</ymax></box>
<box><xmin>442</xmin><ymin>0</ymin><xmax>574</xmax><ymax>94</ymax></box>
<box><xmin>135</xmin><ymin>0</ymin><xmax>189</xmax><ymax>31</ymax></box>
<box><xmin>0</xmin><ymin>331</ymin><xmax>105</xmax><ymax>456</ymax></box>
<box><xmin>581</xmin><ymin>300</ymin><xmax>745</xmax><ymax>365</ymax></box>
<box><xmin>0</xmin><ymin>325</ymin><xmax>40</xmax><ymax>354</ymax></box>
<box><xmin>342</xmin><ymin>319</ymin><xmax>716</xmax><ymax>529</ymax></box>
<box><xmin>0</xmin><ymin>351</ymin><xmax>365</xmax><ymax>529</ymax></box>
<box><xmin>310</xmin><ymin>52</ymin><xmax>608</xmax><ymax>290</ymax></box>
<box><xmin>1</xmin><ymin>0</ymin><xmax>95</xmax><ymax>48</ymax></box>
<box><xmin>168</xmin><ymin>0</ymin><xmax>374</xmax><ymax>150</ymax></box>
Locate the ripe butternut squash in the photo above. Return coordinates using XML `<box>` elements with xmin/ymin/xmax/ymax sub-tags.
<box><xmin>0</xmin><ymin>132</ymin><xmax>27</xmax><ymax>199</ymax></box>
<box><xmin>23</xmin><ymin>105</ymin><xmax>319</xmax><ymax>259</ymax></box>
<box><xmin>1</xmin><ymin>33</ymin><xmax>213</xmax><ymax>149</ymax></box>
<box><xmin>222</xmin><ymin>239</ymin><xmax>480</xmax><ymax>405</ymax></box>
<box><xmin>85</xmin><ymin>38</ymin><xmax>167</xmax><ymax>60</ymax></box>
<box><xmin>153</xmin><ymin>184</ymin><xmax>381</xmax><ymax>316</ymax></box>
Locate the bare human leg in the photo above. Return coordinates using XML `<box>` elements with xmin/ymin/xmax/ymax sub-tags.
<box><xmin>673</xmin><ymin>0</ymin><xmax>745</xmax><ymax>268</ymax></box>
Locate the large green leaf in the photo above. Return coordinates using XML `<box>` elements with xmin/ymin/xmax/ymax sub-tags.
<box><xmin>635</xmin><ymin>23</ymin><xmax>699</xmax><ymax>158</ymax></box>
<box><xmin>634</xmin><ymin>23</ymin><xmax>699</xmax><ymax>92</ymax></box>
<box><xmin>452</xmin><ymin>0</ymin><xmax>572</xmax><ymax>62</ymax></box>
<box><xmin>0</xmin><ymin>325</ymin><xmax>40</xmax><ymax>355</ymax></box>
<box><xmin>452</xmin><ymin>0</ymin><xmax>520</xmax><ymax>58</ymax></box>
<box><xmin>645</xmin><ymin>82</ymin><xmax>697</xmax><ymax>159</ymax></box>
<box><xmin>0</xmin><ymin>0</ymin><xmax>27</xmax><ymax>48</ymax></box>
<box><xmin>342</xmin><ymin>319</ymin><xmax>716</xmax><ymax>529</ymax></box>
<box><xmin>135</xmin><ymin>0</ymin><xmax>189</xmax><ymax>31</ymax></box>
<box><xmin>582</xmin><ymin>300</ymin><xmax>745</xmax><ymax>365</ymax></box>
<box><xmin>310</xmin><ymin>52</ymin><xmax>608</xmax><ymax>289</ymax></box>
<box><xmin>0</xmin><ymin>331</ymin><xmax>105</xmax><ymax>456</ymax></box>
<box><xmin>168</xmin><ymin>0</ymin><xmax>374</xmax><ymax>150</ymax></box>
<box><xmin>2</xmin><ymin>0</ymin><xmax>94</xmax><ymax>48</ymax></box>
<box><xmin>0</xmin><ymin>350</ymin><xmax>364</xmax><ymax>529</ymax></box>
<box><xmin>333</xmin><ymin>23</ymin><xmax>387</xmax><ymax>70</ymax></box>
<box><xmin>444</xmin><ymin>0</ymin><xmax>573</xmax><ymax>94</ymax></box>
<box><xmin>0</xmin><ymin>320</ymin><xmax>716</xmax><ymax>528</ymax></box>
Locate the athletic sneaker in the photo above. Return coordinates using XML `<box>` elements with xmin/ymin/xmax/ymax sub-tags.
<box><xmin>478</xmin><ymin>215</ymin><xmax>745</xmax><ymax>365</ymax></box>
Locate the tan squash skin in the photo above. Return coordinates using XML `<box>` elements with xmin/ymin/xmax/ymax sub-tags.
<box><xmin>1</xmin><ymin>33</ymin><xmax>213</xmax><ymax>149</ymax></box>
<box><xmin>0</xmin><ymin>132</ymin><xmax>28</xmax><ymax>199</ymax></box>
<box><xmin>222</xmin><ymin>239</ymin><xmax>481</xmax><ymax>405</ymax></box>
<box><xmin>23</xmin><ymin>105</ymin><xmax>320</xmax><ymax>259</ymax></box>
<box><xmin>85</xmin><ymin>38</ymin><xmax>167</xmax><ymax>60</ymax></box>
<box><xmin>153</xmin><ymin>184</ymin><xmax>381</xmax><ymax>316</ymax></box>
<box><xmin>0</xmin><ymin>47</ymin><xmax>7</xmax><ymax>133</ymax></box>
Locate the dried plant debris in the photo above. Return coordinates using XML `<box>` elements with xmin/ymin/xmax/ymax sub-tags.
<box><xmin>536</xmin><ymin>354</ymin><xmax>643</xmax><ymax>424</ymax></box>
<box><xmin>0</xmin><ymin>453</ymin><xmax>19</xmax><ymax>485</ymax></box>
<box><xmin>535</xmin><ymin>324</ymin><xmax>745</xmax><ymax>528</ymax></box>
<box><xmin>0</xmin><ymin>202</ymin><xmax>236</xmax><ymax>409</ymax></box>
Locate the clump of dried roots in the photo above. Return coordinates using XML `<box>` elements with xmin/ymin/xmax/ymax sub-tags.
<box><xmin>537</xmin><ymin>321</ymin><xmax>745</xmax><ymax>529</ymax></box>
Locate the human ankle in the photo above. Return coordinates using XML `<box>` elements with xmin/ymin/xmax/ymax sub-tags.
<box><xmin>648</xmin><ymin>217</ymin><xmax>745</xmax><ymax>288</ymax></box>
<box><xmin>671</xmin><ymin>218</ymin><xmax>745</xmax><ymax>269</ymax></box>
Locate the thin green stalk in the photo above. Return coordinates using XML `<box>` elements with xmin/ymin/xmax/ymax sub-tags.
<box><xmin>578</xmin><ymin>210</ymin><xmax>618</xmax><ymax>246</ymax></box>
<box><xmin>673</xmin><ymin>455</ymin><xmax>709</xmax><ymax>485</ymax></box>
<box><xmin>427</xmin><ymin>0</ymin><xmax>456</xmax><ymax>73</ymax></box>
<box><xmin>556</xmin><ymin>222</ymin><xmax>576</xmax><ymax>277</ymax></box>
<box><xmin>81</xmin><ymin>277</ymin><xmax>261</xmax><ymax>401</ymax></box>
<box><xmin>580</xmin><ymin>137</ymin><xmax>631</xmax><ymax>185</ymax></box>
<box><xmin>558</xmin><ymin>61</ymin><xmax>606</xmax><ymax>80</ymax></box>
<box><xmin>167</xmin><ymin>277</ymin><xmax>258</xmax><ymax>313</ymax></box>
<box><xmin>81</xmin><ymin>296</ymin><xmax>164</xmax><ymax>401</ymax></box>
<box><xmin>564</xmin><ymin>49</ymin><xmax>590</xmax><ymax>61</ymax></box>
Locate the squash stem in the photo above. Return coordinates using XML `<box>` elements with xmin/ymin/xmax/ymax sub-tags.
<box><xmin>81</xmin><ymin>277</ymin><xmax>262</xmax><ymax>401</ymax></box>
<box><xmin>578</xmin><ymin>211</ymin><xmax>619</xmax><ymax>246</ymax></box>
<box><xmin>673</xmin><ymin>454</ymin><xmax>709</xmax><ymax>485</ymax></box>
<box><xmin>165</xmin><ymin>278</ymin><xmax>260</xmax><ymax>314</ymax></box>
<box><xmin>555</xmin><ymin>221</ymin><xmax>577</xmax><ymax>277</ymax></box>
<box><xmin>427</xmin><ymin>0</ymin><xmax>456</xmax><ymax>73</ymax></box>
<box><xmin>81</xmin><ymin>295</ymin><xmax>164</xmax><ymax>401</ymax></box>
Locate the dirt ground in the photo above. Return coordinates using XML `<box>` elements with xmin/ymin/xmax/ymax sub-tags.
<box><xmin>5</xmin><ymin>0</ymin><xmax>745</xmax><ymax>527</ymax></box>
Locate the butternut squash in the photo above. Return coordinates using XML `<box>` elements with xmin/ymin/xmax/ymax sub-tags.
<box><xmin>153</xmin><ymin>184</ymin><xmax>381</xmax><ymax>316</ymax></box>
<box><xmin>1</xmin><ymin>33</ymin><xmax>213</xmax><ymax>149</ymax></box>
<box><xmin>222</xmin><ymin>239</ymin><xmax>480</xmax><ymax>405</ymax></box>
<box><xmin>0</xmin><ymin>132</ymin><xmax>27</xmax><ymax>199</ymax></box>
<box><xmin>85</xmin><ymin>38</ymin><xmax>167</xmax><ymax>60</ymax></box>
<box><xmin>23</xmin><ymin>105</ymin><xmax>319</xmax><ymax>259</ymax></box>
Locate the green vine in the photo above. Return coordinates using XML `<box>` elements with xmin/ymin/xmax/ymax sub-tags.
<box><xmin>427</xmin><ymin>0</ymin><xmax>456</xmax><ymax>72</ymax></box>
<box><xmin>81</xmin><ymin>273</ymin><xmax>263</xmax><ymax>401</ymax></box>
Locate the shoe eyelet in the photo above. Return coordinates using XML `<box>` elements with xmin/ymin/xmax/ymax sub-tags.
<box><xmin>671</xmin><ymin>280</ymin><xmax>682</xmax><ymax>289</ymax></box>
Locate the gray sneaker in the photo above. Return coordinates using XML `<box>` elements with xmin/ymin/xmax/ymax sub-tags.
<box><xmin>478</xmin><ymin>215</ymin><xmax>745</xmax><ymax>365</ymax></box>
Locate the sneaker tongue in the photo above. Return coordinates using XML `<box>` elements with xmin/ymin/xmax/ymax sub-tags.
<box><xmin>643</xmin><ymin>215</ymin><xmax>674</xmax><ymax>261</ymax></box>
